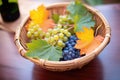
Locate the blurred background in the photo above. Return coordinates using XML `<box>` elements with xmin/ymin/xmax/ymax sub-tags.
<box><xmin>27</xmin><ymin>0</ymin><xmax>120</xmax><ymax>6</ymax></box>
<box><xmin>82</xmin><ymin>0</ymin><xmax>120</xmax><ymax>6</ymax></box>
<box><xmin>0</xmin><ymin>0</ymin><xmax>120</xmax><ymax>32</ymax></box>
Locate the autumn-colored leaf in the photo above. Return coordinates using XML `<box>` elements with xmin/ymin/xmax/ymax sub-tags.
<box><xmin>30</xmin><ymin>4</ymin><xmax>49</xmax><ymax>24</ymax></box>
<box><xmin>75</xmin><ymin>35</ymin><xmax>104</xmax><ymax>55</ymax></box>
<box><xmin>75</xmin><ymin>27</ymin><xmax>94</xmax><ymax>49</ymax></box>
<box><xmin>81</xmin><ymin>35</ymin><xmax>104</xmax><ymax>55</ymax></box>
<box><xmin>75</xmin><ymin>40</ymin><xmax>91</xmax><ymax>49</ymax></box>
<box><xmin>40</xmin><ymin>19</ymin><xmax>55</xmax><ymax>32</ymax></box>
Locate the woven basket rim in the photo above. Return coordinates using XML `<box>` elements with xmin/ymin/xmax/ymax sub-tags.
<box><xmin>14</xmin><ymin>2</ymin><xmax>111</xmax><ymax>70</ymax></box>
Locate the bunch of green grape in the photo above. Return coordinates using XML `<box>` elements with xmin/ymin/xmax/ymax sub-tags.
<box><xmin>56</xmin><ymin>15</ymin><xmax>73</xmax><ymax>29</ymax></box>
<box><xmin>44</xmin><ymin>28</ymin><xmax>71</xmax><ymax>48</ymax></box>
<box><xmin>27</xmin><ymin>22</ymin><xmax>45</xmax><ymax>40</ymax></box>
<box><xmin>26</xmin><ymin>15</ymin><xmax>73</xmax><ymax>47</ymax></box>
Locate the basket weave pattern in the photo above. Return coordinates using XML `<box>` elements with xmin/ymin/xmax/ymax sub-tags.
<box><xmin>14</xmin><ymin>3</ymin><xmax>111</xmax><ymax>71</ymax></box>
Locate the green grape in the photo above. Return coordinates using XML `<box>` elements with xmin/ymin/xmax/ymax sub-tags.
<box><xmin>27</xmin><ymin>31</ymin><xmax>32</xmax><ymax>38</ymax></box>
<box><xmin>28</xmin><ymin>22</ymin><xmax>36</xmax><ymax>29</ymax></box>
<box><xmin>29</xmin><ymin>29</ymin><xmax>34</xmax><ymax>34</ymax></box>
<box><xmin>54</xmin><ymin>35</ymin><xmax>59</xmax><ymax>41</ymax></box>
<box><xmin>40</xmin><ymin>32</ymin><xmax>45</xmax><ymax>38</ymax></box>
<box><xmin>61</xmin><ymin>43</ymin><xmax>65</xmax><ymax>47</ymax></box>
<box><xmin>52</xmin><ymin>29</ymin><xmax>58</xmax><ymax>34</ymax></box>
<box><xmin>63</xmin><ymin>30</ymin><xmax>68</xmax><ymax>35</ymax></box>
<box><xmin>57</xmin><ymin>24</ymin><xmax>62</xmax><ymax>28</ymax></box>
<box><xmin>57</xmin><ymin>40</ymin><xmax>65</xmax><ymax>47</ymax></box>
<box><xmin>57</xmin><ymin>40</ymin><xmax>63</xmax><ymax>46</ymax></box>
<box><xmin>59</xmin><ymin>15</ymin><xmax>67</xmax><ymax>21</ymax></box>
<box><xmin>36</xmin><ymin>37</ymin><xmax>40</xmax><ymax>40</ymax></box>
<box><xmin>66</xmin><ymin>32</ymin><xmax>71</xmax><ymax>37</ymax></box>
<box><xmin>58</xmin><ymin>19</ymin><xmax>62</xmax><ymax>23</ymax></box>
<box><xmin>58</xmin><ymin>15</ymin><xmax>73</xmax><ymax>25</ymax></box>
<box><xmin>43</xmin><ymin>25</ymin><xmax>72</xmax><ymax>48</ymax></box>
<box><xmin>33</xmin><ymin>25</ymin><xmax>38</xmax><ymax>31</ymax></box>
<box><xmin>48</xmin><ymin>29</ymin><xmax>52</xmax><ymax>33</ymax></box>
<box><xmin>57</xmin><ymin>15</ymin><xmax>74</xmax><ymax>31</ymax></box>
<box><xmin>27</xmin><ymin>23</ymin><xmax>45</xmax><ymax>40</ymax></box>
<box><xmin>62</xmin><ymin>16</ymin><xmax>68</xmax><ymax>21</ymax></box>
<box><xmin>60</xmin><ymin>29</ymin><xmax>64</xmax><ymax>33</ymax></box>
<box><xmin>38</xmin><ymin>28</ymin><xmax>42</xmax><ymax>33</ymax></box>
<box><xmin>27</xmin><ymin>14</ymin><xmax>73</xmax><ymax>48</ymax></box>
<box><xmin>47</xmin><ymin>38</ymin><xmax>51</xmax><ymax>43</ymax></box>
<box><xmin>54</xmin><ymin>15</ymin><xmax>73</xmax><ymax>32</ymax></box>
<box><xmin>59</xmin><ymin>33</ymin><xmax>64</xmax><ymax>39</ymax></box>
<box><xmin>45</xmin><ymin>32</ymin><xmax>50</xmax><ymax>38</ymax></box>
<box><xmin>34</xmin><ymin>32</ymin><xmax>39</xmax><ymax>37</ymax></box>
<box><xmin>63</xmin><ymin>25</ymin><xmax>68</xmax><ymax>29</ymax></box>
<box><xmin>63</xmin><ymin>36</ymin><xmax>68</xmax><ymax>42</ymax></box>
<box><xmin>50</xmin><ymin>37</ymin><xmax>54</xmax><ymax>43</ymax></box>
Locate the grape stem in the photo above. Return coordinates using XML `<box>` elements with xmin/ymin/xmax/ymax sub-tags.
<box><xmin>67</xmin><ymin>25</ymin><xmax>74</xmax><ymax>31</ymax></box>
<box><xmin>54</xmin><ymin>23</ymin><xmax>74</xmax><ymax>31</ymax></box>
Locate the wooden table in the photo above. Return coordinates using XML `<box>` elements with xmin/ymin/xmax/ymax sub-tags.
<box><xmin>0</xmin><ymin>1</ymin><xmax>120</xmax><ymax>80</ymax></box>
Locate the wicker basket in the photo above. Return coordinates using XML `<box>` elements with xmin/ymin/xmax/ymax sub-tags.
<box><xmin>14</xmin><ymin>2</ymin><xmax>111</xmax><ymax>71</ymax></box>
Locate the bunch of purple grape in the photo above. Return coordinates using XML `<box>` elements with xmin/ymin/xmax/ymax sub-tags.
<box><xmin>61</xmin><ymin>35</ymin><xmax>80</xmax><ymax>61</ymax></box>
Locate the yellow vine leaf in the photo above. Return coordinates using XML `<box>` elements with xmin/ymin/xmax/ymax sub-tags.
<box><xmin>75</xmin><ymin>27</ymin><xmax>94</xmax><ymax>49</ymax></box>
<box><xmin>30</xmin><ymin>4</ymin><xmax>49</xmax><ymax>24</ymax></box>
<box><xmin>80</xmin><ymin>35</ymin><xmax>104</xmax><ymax>55</ymax></box>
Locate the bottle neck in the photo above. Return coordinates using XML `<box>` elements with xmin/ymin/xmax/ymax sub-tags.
<box><xmin>2</xmin><ymin>0</ymin><xmax>9</xmax><ymax>5</ymax></box>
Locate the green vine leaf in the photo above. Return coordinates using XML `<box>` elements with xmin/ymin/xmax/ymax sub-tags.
<box><xmin>25</xmin><ymin>39</ymin><xmax>62</xmax><ymax>61</ymax></box>
<box><xmin>67</xmin><ymin>0</ymin><xmax>95</xmax><ymax>32</ymax></box>
<box><xmin>52</xmin><ymin>14</ymin><xmax>59</xmax><ymax>23</ymax></box>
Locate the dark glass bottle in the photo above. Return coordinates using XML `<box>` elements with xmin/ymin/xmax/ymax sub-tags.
<box><xmin>0</xmin><ymin>0</ymin><xmax>20</xmax><ymax>22</ymax></box>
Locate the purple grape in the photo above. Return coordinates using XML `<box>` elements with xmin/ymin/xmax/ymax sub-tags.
<box><xmin>61</xmin><ymin>35</ymin><xmax>80</xmax><ymax>61</ymax></box>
